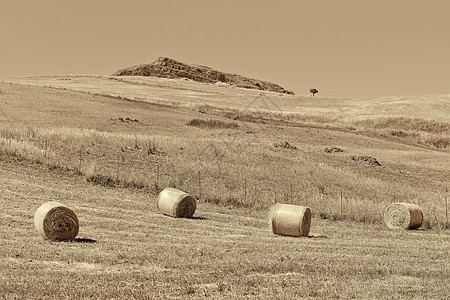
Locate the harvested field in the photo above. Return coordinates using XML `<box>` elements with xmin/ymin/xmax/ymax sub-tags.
<box><xmin>0</xmin><ymin>159</ymin><xmax>448</xmax><ymax>299</ymax></box>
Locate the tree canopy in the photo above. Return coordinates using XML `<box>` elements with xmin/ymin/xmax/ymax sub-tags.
<box><xmin>310</xmin><ymin>88</ymin><xmax>318</xmax><ymax>96</ymax></box>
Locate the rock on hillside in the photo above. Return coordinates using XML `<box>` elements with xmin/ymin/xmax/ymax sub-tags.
<box><xmin>113</xmin><ymin>57</ymin><xmax>294</xmax><ymax>94</ymax></box>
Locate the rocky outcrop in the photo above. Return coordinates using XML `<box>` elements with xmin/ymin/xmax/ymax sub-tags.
<box><xmin>113</xmin><ymin>57</ymin><xmax>294</xmax><ymax>94</ymax></box>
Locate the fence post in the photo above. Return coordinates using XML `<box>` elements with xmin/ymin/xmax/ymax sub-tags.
<box><xmin>44</xmin><ymin>141</ymin><xmax>48</xmax><ymax>158</ymax></box>
<box><xmin>198</xmin><ymin>170</ymin><xmax>202</xmax><ymax>200</ymax></box>
<box><xmin>445</xmin><ymin>196</ymin><xmax>448</xmax><ymax>228</ymax></box>
<box><xmin>156</xmin><ymin>163</ymin><xmax>160</xmax><ymax>190</ymax></box>
<box><xmin>79</xmin><ymin>147</ymin><xmax>82</xmax><ymax>173</ymax></box>
<box><xmin>244</xmin><ymin>178</ymin><xmax>247</xmax><ymax>204</ymax></box>
<box><xmin>134</xmin><ymin>134</ymin><xmax>139</xmax><ymax>149</ymax></box>
<box><xmin>290</xmin><ymin>183</ymin><xmax>293</xmax><ymax>204</ymax></box>
<box><xmin>116</xmin><ymin>153</ymin><xmax>120</xmax><ymax>183</ymax></box>
<box><xmin>8</xmin><ymin>130</ymin><xmax>12</xmax><ymax>152</ymax></box>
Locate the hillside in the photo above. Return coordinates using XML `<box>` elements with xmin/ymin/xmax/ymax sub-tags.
<box><xmin>112</xmin><ymin>57</ymin><xmax>294</xmax><ymax>94</ymax></box>
<box><xmin>0</xmin><ymin>78</ymin><xmax>449</xmax><ymax>298</ymax></box>
<box><xmin>1</xmin><ymin>77</ymin><xmax>449</xmax><ymax>223</ymax></box>
<box><xmin>6</xmin><ymin>75</ymin><xmax>450</xmax><ymax>123</ymax></box>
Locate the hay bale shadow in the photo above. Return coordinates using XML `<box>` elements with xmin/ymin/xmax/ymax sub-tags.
<box><xmin>187</xmin><ymin>216</ymin><xmax>209</xmax><ymax>221</ymax></box>
<box><xmin>73</xmin><ymin>238</ymin><xmax>97</xmax><ymax>243</ymax></box>
<box><xmin>308</xmin><ymin>234</ymin><xmax>328</xmax><ymax>239</ymax></box>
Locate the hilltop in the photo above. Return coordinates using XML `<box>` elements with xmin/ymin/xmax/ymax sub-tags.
<box><xmin>112</xmin><ymin>57</ymin><xmax>294</xmax><ymax>94</ymax></box>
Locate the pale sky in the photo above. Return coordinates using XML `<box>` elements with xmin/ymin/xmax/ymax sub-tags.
<box><xmin>1</xmin><ymin>0</ymin><xmax>449</xmax><ymax>97</ymax></box>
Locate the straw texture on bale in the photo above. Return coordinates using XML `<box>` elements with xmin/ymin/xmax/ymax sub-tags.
<box><xmin>269</xmin><ymin>203</ymin><xmax>311</xmax><ymax>237</ymax></box>
<box><xmin>157</xmin><ymin>187</ymin><xmax>196</xmax><ymax>218</ymax></box>
<box><xmin>34</xmin><ymin>202</ymin><xmax>79</xmax><ymax>241</ymax></box>
<box><xmin>384</xmin><ymin>202</ymin><xmax>423</xmax><ymax>230</ymax></box>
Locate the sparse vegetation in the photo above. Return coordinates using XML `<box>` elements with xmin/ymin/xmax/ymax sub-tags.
<box><xmin>0</xmin><ymin>120</ymin><xmax>447</xmax><ymax>228</ymax></box>
<box><xmin>353</xmin><ymin>117</ymin><xmax>450</xmax><ymax>149</ymax></box>
<box><xmin>351</xmin><ymin>155</ymin><xmax>382</xmax><ymax>166</ymax></box>
<box><xmin>325</xmin><ymin>147</ymin><xmax>344</xmax><ymax>153</ymax></box>
<box><xmin>187</xmin><ymin>118</ymin><xmax>239</xmax><ymax>129</ymax></box>
<box><xmin>355</xmin><ymin>117</ymin><xmax>449</xmax><ymax>134</ymax></box>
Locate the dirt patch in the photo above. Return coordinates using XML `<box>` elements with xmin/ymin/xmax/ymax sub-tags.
<box><xmin>118</xmin><ymin>117</ymin><xmax>139</xmax><ymax>123</ymax></box>
<box><xmin>273</xmin><ymin>141</ymin><xmax>298</xmax><ymax>150</ymax></box>
<box><xmin>325</xmin><ymin>147</ymin><xmax>343</xmax><ymax>153</ymax></box>
<box><xmin>351</xmin><ymin>156</ymin><xmax>381</xmax><ymax>166</ymax></box>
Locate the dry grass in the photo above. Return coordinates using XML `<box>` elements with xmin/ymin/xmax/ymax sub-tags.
<box><xmin>353</xmin><ymin>117</ymin><xmax>450</xmax><ymax>149</ymax></box>
<box><xmin>7</xmin><ymin>76</ymin><xmax>449</xmax><ymax>149</ymax></box>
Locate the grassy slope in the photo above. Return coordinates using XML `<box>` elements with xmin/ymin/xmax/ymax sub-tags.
<box><xmin>1</xmin><ymin>79</ymin><xmax>448</xmax><ymax>225</ymax></box>
<box><xmin>6</xmin><ymin>75</ymin><xmax>450</xmax><ymax>122</ymax></box>
<box><xmin>0</xmin><ymin>78</ymin><xmax>449</xmax><ymax>298</ymax></box>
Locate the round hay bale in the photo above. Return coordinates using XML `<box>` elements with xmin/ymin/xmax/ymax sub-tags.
<box><xmin>34</xmin><ymin>202</ymin><xmax>79</xmax><ymax>241</ymax></box>
<box><xmin>269</xmin><ymin>203</ymin><xmax>311</xmax><ymax>237</ymax></box>
<box><xmin>384</xmin><ymin>202</ymin><xmax>423</xmax><ymax>230</ymax></box>
<box><xmin>157</xmin><ymin>187</ymin><xmax>196</xmax><ymax>218</ymax></box>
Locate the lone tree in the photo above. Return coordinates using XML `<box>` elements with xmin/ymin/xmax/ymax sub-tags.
<box><xmin>310</xmin><ymin>88</ymin><xmax>318</xmax><ymax>96</ymax></box>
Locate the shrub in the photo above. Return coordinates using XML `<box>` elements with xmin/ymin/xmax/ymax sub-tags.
<box><xmin>187</xmin><ymin>118</ymin><xmax>239</xmax><ymax>129</ymax></box>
